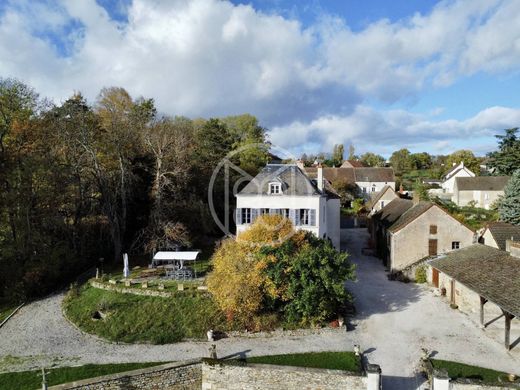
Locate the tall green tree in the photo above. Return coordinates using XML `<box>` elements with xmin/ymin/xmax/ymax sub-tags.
<box><xmin>498</xmin><ymin>171</ymin><xmax>519</xmax><ymax>225</ymax></box>
<box><xmin>488</xmin><ymin>128</ymin><xmax>520</xmax><ymax>175</ymax></box>
<box><xmin>332</xmin><ymin>144</ymin><xmax>344</xmax><ymax>166</ymax></box>
<box><xmin>389</xmin><ymin>148</ymin><xmax>412</xmax><ymax>176</ymax></box>
<box><xmin>360</xmin><ymin>152</ymin><xmax>385</xmax><ymax>167</ymax></box>
<box><xmin>445</xmin><ymin>150</ymin><xmax>480</xmax><ymax>175</ymax></box>
<box><xmin>410</xmin><ymin>152</ymin><xmax>432</xmax><ymax>170</ymax></box>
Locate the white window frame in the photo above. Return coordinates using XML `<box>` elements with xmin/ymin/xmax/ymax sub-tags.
<box><xmin>269</xmin><ymin>182</ymin><xmax>282</xmax><ymax>195</ymax></box>
<box><xmin>300</xmin><ymin>209</ymin><xmax>311</xmax><ymax>226</ymax></box>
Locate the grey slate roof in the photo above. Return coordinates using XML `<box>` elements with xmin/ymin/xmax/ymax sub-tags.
<box><xmin>372</xmin><ymin>198</ymin><xmax>414</xmax><ymax>228</ymax></box>
<box><xmin>238</xmin><ymin>164</ymin><xmax>335</xmax><ymax>197</ymax></box>
<box><xmin>485</xmin><ymin>222</ymin><xmax>520</xmax><ymax>251</ymax></box>
<box><xmin>388</xmin><ymin>202</ymin><xmax>435</xmax><ymax>233</ymax></box>
<box><xmin>455</xmin><ymin>176</ymin><xmax>510</xmax><ymax>191</ymax></box>
<box><xmin>429</xmin><ymin>244</ymin><xmax>520</xmax><ymax>318</ymax></box>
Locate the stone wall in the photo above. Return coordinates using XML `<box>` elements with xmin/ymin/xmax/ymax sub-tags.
<box><xmin>201</xmin><ymin>360</ymin><xmax>367</xmax><ymax>390</ymax></box>
<box><xmin>49</xmin><ymin>360</ymin><xmax>202</xmax><ymax>390</ymax></box>
<box><xmin>451</xmin><ymin>383</ymin><xmax>518</xmax><ymax>390</ymax></box>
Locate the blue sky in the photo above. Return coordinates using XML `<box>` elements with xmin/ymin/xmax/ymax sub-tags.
<box><xmin>1</xmin><ymin>0</ymin><xmax>520</xmax><ymax>157</ymax></box>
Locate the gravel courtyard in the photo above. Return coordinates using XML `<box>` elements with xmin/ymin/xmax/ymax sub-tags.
<box><xmin>0</xmin><ymin>228</ymin><xmax>518</xmax><ymax>390</ymax></box>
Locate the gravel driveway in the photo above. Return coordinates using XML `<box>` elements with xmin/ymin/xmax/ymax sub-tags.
<box><xmin>1</xmin><ymin>229</ymin><xmax>518</xmax><ymax>390</ymax></box>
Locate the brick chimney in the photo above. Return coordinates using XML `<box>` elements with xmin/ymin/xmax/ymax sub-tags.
<box><xmin>317</xmin><ymin>163</ymin><xmax>324</xmax><ymax>191</ymax></box>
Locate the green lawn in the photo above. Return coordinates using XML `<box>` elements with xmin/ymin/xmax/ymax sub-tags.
<box><xmin>432</xmin><ymin>359</ymin><xmax>516</xmax><ymax>384</ymax></box>
<box><xmin>0</xmin><ymin>305</ymin><xmax>18</xmax><ymax>324</ymax></box>
<box><xmin>63</xmin><ymin>285</ymin><xmax>232</xmax><ymax>344</ymax></box>
<box><xmin>0</xmin><ymin>362</ymin><xmax>164</xmax><ymax>390</ymax></box>
<box><xmin>245</xmin><ymin>352</ymin><xmax>362</xmax><ymax>373</ymax></box>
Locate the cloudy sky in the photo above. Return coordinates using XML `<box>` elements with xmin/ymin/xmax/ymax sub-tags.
<box><xmin>1</xmin><ymin>0</ymin><xmax>520</xmax><ymax>157</ymax></box>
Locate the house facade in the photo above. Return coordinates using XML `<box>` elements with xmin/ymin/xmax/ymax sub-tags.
<box><xmin>441</xmin><ymin>161</ymin><xmax>475</xmax><ymax>194</ymax></box>
<box><xmin>302</xmin><ymin>164</ymin><xmax>396</xmax><ymax>201</ymax></box>
<box><xmin>367</xmin><ymin>185</ymin><xmax>398</xmax><ymax>216</ymax></box>
<box><xmin>371</xmin><ymin>199</ymin><xmax>475</xmax><ymax>272</ymax></box>
<box><xmin>235</xmin><ymin>164</ymin><xmax>341</xmax><ymax>249</ymax></box>
<box><xmin>452</xmin><ymin>176</ymin><xmax>510</xmax><ymax>209</ymax></box>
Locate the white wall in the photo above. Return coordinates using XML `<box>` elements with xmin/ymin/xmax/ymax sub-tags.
<box><xmin>441</xmin><ymin>168</ymin><xmax>474</xmax><ymax>194</ymax></box>
<box><xmin>453</xmin><ymin>190</ymin><xmax>504</xmax><ymax>209</ymax></box>
<box><xmin>357</xmin><ymin>181</ymin><xmax>396</xmax><ymax>198</ymax></box>
<box><xmin>236</xmin><ymin>194</ymin><xmax>340</xmax><ymax>248</ymax></box>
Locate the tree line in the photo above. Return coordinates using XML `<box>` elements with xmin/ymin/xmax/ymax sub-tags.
<box><xmin>0</xmin><ymin>79</ymin><xmax>269</xmax><ymax>302</ymax></box>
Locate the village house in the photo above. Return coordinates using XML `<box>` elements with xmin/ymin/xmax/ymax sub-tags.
<box><xmin>452</xmin><ymin>176</ymin><xmax>510</xmax><ymax>209</ymax></box>
<box><xmin>370</xmin><ymin>198</ymin><xmax>474</xmax><ymax>272</ymax></box>
<box><xmin>367</xmin><ymin>185</ymin><xmax>399</xmax><ymax>216</ymax></box>
<box><xmin>479</xmin><ymin>221</ymin><xmax>520</xmax><ymax>250</ymax></box>
<box><xmin>441</xmin><ymin>161</ymin><xmax>476</xmax><ymax>194</ymax></box>
<box><xmin>429</xmin><ymin>242</ymin><xmax>520</xmax><ymax>350</ymax></box>
<box><xmin>235</xmin><ymin>163</ymin><xmax>341</xmax><ymax>249</ymax></box>
<box><xmin>301</xmin><ymin>162</ymin><xmax>396</xmax><ymax>202</ymax></box>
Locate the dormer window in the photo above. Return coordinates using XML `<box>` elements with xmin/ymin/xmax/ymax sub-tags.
<box><xmin>269</xmin><ymin>183</ymin><xmax>281</xmax><ymax>195</ymax></box>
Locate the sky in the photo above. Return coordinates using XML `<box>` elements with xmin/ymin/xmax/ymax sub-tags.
<box><xmin>1</xmin><ymin>0</ymin><xmax>520</xmax><ymax>158</ymax></box>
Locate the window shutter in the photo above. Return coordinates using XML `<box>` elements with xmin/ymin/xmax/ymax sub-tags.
<box><xmin>251</xmin><ymin>208</ymin><xmax>259</xmax><ymax>222</ymax></box>
<box><xmin>289</xmin><ymin>209</ymin><xmax>296</xmax><ymax>225</ymax></box>
<box><xmin>294</xmin><ymin>209</ymin><xmax>301</xmax><ymax>226</ymax></box>
<box><xmin>235</xmin><ymin>208</ymin><xmax>242</xmax><ymax>224</ymax></box>
<box><xmin>310</xmin><ymin>209</ymin><xmax>316</xmax><ymax>226</ymax></box>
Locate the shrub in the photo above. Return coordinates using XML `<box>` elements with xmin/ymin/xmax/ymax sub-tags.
<box><xmin>415</xmin><ymin>266</ymin><xmax>427</xmax><ymax>284</ymax></box>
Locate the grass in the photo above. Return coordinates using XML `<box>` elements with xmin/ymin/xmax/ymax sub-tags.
<box><xmin>63</xmin><ymin>285</ymin><xmax>233</xmax><ymax>344</ymax></box>
<box><xmin>432</xmin><ymin>359</ymin><xmax>516</xmax><ymax>384</ymax></box>
<box><xmin>0</xmin><ymin>362</ymin><xmax>164</xmax><ymax>390</ymax></box>
<box><xmin>245</xmin><ymin>352</ymin><xmax>362</xmax><ymax>373</ymax></box>
<box><xmin>0</xmin><ymin>304</ymin><xmax>18</xmax><ymax>324</ymax></box>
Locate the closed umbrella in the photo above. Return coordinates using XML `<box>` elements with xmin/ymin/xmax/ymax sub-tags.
<box><xmin>123</xmin><ymin>253</ymin><xmax>130</xmax><ymax>278</ymax></box>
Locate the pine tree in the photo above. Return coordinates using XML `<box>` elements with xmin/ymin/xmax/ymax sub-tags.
<box><xmin>499</xmin><ymin>170</ymin><xmax>520</xmax><ymax>225</ymax></box>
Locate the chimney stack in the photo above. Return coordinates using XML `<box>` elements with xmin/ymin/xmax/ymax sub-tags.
<box><xmin>317</xmin><ymin>163</ymin><xmax>324</xmax><ymax>191</ymax></box>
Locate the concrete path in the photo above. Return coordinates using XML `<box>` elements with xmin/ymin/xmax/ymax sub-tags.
<box><xmin>0</xmin><ymin>229</ymin><xmax>518</xmax><ymax>390</ymax></box>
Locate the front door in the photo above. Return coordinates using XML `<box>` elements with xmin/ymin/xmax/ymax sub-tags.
<box><xmin>428</xmin><ymin>239</ymin><xmax>438</xmax><ymax>256</ymax></box>
<box><xmin>432</xmin><ymin>268</ymin><xmax>439</xmax><ymax>288</ymax></box>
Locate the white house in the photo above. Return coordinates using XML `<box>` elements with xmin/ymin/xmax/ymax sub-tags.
<box><xmin>441</xmin><ymin>162</ymin><xmax>475</xmax><ymax>194</ymax></box>
<box><xmin>367</xmin><ymin>185</ymin><xmax>399</xmax><ymax>216</ymax></box>
<box><xmin>235</xmin><ymin>164</ymin><xmax>341</xmax><ymax>249</ymax></box>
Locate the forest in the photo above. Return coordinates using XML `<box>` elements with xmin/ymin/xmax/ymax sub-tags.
<box><xmin>0</xmin><ymin>78</ymin><xmax>270</xmax><ymax>303</ymax></box>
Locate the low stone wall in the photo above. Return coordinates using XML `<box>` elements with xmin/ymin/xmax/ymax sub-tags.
<box><xmin>451</xmin><ymin>382</ymin><xmax>518</xmax><ymax>390</ymax></box>
<box><xmin>201</xmin><ymin>360</ymin><xmax>367</xmax><ymax>390</ymax></box>
<box><xmin>90</xmin><ymin>280</ymin><xmax>176</xmax><ymax>298</ymax></box>
<box><xmin>49</xmin><ymin>360</ymin><xmax>202</xmax><ymax>390</ymax></box>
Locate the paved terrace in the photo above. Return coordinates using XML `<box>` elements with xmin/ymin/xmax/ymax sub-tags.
<box><xmin>0</xmin><ymin>229</ymin><xmax>518</xmax><ymax>390</ymax></box>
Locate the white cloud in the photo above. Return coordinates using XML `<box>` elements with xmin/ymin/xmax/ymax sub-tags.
<box><xmin>0</xmin><ymin>0</ymin><xmax>519</xmax><ymax>152</ymax></box>
<box><xmin>269</xmin><ymin>105</ymin><xmax>520</xmax><ymax>156</ymax></box>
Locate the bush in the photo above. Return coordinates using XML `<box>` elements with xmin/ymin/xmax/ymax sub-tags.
<box><xmin>415</xmin><ymin>266</ymin><xmax>427</xmax><ymax>283</ymax></box>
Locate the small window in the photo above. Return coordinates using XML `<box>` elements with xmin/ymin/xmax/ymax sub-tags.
<box><xmin>452</xmin><ymin>241</ymin><xmax>460</xmax><ymax>250</ymax></box>
<box><xmin>362</xmin><ymin>187</ymin><xmax>367</xmax><ymax>193</ymax></box>
<box><xmin>372</xmin><ymin>185</ymin><xmax>376</xmax><ymax>192</ymax></box>
<box><xmin>241</xmin><ymin>208</ymin><xmax>251</xmax><ymax>224</ymax></box>
<box><xmin>381</xmin><ymin>201</ymin><xmax>385</xmax><ymax>208</ymax></box>
<box><xmin>269</xmin><ymin>183</ymin><xmax>281</xmax><ymax>194</ymax></box>
<box><xmin>260</xmin><ymin>208</ymin><xmax>269</xmax><ymax>215</ymax></box>
<box><xmin>300</xmin><ymin>209</ymin><xmax>310</xmax><ymax>225</ymax></box>
<box><xmin>430</xmin><ymin>225</ymin><xmax>437</xmax><ymax>234</ymax></box>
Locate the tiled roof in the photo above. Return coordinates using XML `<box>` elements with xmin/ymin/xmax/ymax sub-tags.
<box><xmin>455</xmin><ymin>176</ymin><xmax>510</xmax><ymax>191</ymax></box>
<box><xmin>341</xmin><ymin>160</ymin><xmax>366</xmax><ymax>168</ymax></box>
<box><xmin>388</xmin><ymin>201</ymin><xmax>434</xmax><ymax>232</ymax></box>
<box><xmin>354</xmin><ymin>167</ymin><xmax>395</xmax><ymax>182</ymax></box>
<box><xmin>486</xmin><ymin>222</ymin><xmax>520</xmax><ymax>251</ymax></box>
<box><xmin>305</xmin><ymin>167</ymin><xmax>356</xmax><ymax>183</ymax></box>
<box><xmin>369</xmin><ymin>185</ymin><xmax>397</xmax><ymax>207</ymax></box>
<box><xmin>429</xmin><ymin>244</ymin><xmax>520</xmax><ymax>318</ymax></box>
<box><xmin>372</xmin><ymin>198</ymin><xmax>414</xmax><ymax>228</ymax></box>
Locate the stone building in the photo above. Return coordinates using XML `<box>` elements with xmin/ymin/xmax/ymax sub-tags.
<box><xmin>452</xmin><ymin>176</ymin><xmax>510</xmax><ymax>209</ymax></box>
<box><xmin>479</xmin><ymin>221</ymin><xmax>520</xmax><ymax>250</ymax></box>
<box><xmin>367</xmin><ymin>185</ymin><xmax>399</xmax><ymax>216</ymax></box>
<box><xmin>371</xmin><ymin>199</ymin><xmax>475</xmax><ymax>272</ymax></box>
<box><xmin>429</xmin><ymin>243</ymin><xmax>520</xmax><ymax>350</ymax></box>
